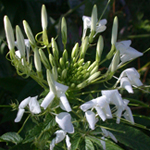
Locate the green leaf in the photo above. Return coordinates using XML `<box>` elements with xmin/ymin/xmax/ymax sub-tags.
<box><xmin>0</xmin><ymin>132</ymin><xmax>23</xmax><ymax>145</ymax></box>
<box><xmin>71</xmin><ymin>135</ymin><xmax>81</xmax><ymax>150</ymax></box>
<box><xmin>105</xmin><ymin>123</ymin><xmax>150</xmax><ymax>150</ymax></box>
<box><xmin>85</xmin><ymin>136</ymin><xmax>95</xmax><ymax>150</ymax></box>
<box><xmin>105</xmin><ymin>139</ymin><xmax>123</xmax><ymax>150</ymax></box>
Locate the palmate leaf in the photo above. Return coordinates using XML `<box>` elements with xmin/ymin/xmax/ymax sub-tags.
<box><xmin>105</xmin><ymin>123</ymin><xmax>150</xmax><ymax>150</ymax></box>
<box><xmin>0</xmin><ymin>132</ymin><xmax>23</xmax><ymax>145</ymax></box>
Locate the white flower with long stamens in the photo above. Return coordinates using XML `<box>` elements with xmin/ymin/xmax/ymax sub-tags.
<box><xmin>117</xmin><ymin>68</ymin><xmax>143</xmax><ymax>93</ymax></box>
<box><xmin>82</xmin><ymin>16</ymin><xmax>107</xmax><ymax>38</ymax></box>
<box><xmin>14</xmin><ymin>96</ymin><xmax>41</xmax><ymax>122</ymax></box>
<box><xmin>41</xmin><ymin>81</ymin><xmax>72</xmax><ymax>112</ymax></box>
<box><xmin>80</xmin><ymin>95</ymin><xmax>112</xmax><ymax>128</ymax></box>
<box><xmin>55</xmin><ymin>112</ymin><xmax>74</xmax><ymax>134</ymax></box>
<box><xmin>101</xmin><ymin>90</ymin><xmax>125</xmax><ymax>124</ymax></box>
<box><xmin>116</xmin><ymin>40</ymin><xmax>143</xmax><ymax>65</ymax></box>
<box><xmin>50</xmin><ymin>130</ymin><xmax>71</xmax><ymax>150</ymax></box>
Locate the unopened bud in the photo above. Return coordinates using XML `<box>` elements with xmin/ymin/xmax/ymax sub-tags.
<box><xmin>62</xmin><ymin>49</ymin><xmax>68</xmax><ymax>63</ymax></box>
<box><xmin>34</xmin><ymin>48</ymin><xmax>41</xmax><ymax>72</ymax></box>
<box><xmin>52</xmin><ymin>66</ymin><xmax>58</xmax><ymax>80</ymax></box>
<box><xmin>59</xmin><ymin>57</ymin><xmax>65</xmax><ymax>69</ymax></box>
<box><xmin>87</xmin><ymin>71</ymin><xmax>101</xmax><ymax>83</ymax></box>
<box><xmin>47</xmin><ymin>69</ymin><xmax>56</xmax><ymax>94</ymax></box>
<box><xmin>61</xmin><ymin>17</ymin><xmax>67</xmax><ymax>46</ymax></box>
<box><xmin>110</xmin><ymin>50</ymin><xmax>120</xmax><ymax>72</ymax></box>
<box><xmin>111</xmin><ymin>16</ymin><xmax>118</xmax><ymax>45</ymax></box>
<box><xmin>78</xmin><ymin>59</ymin><xmax>84</xmax><ymax>66</ymax></box>
<box><xmin>4</xmin><ymin>16</ymin><xmax>15</xmax><ymax>50</ymax></box>
<box><xmin>39</xmin><ymin>49</ymin><xmax>50</xmax><ymax>69</ymax></box>
<box><xmin>71</xmin><ymin>43</ymin><xmax>79</xmax><ymax>59</ymax></box>
<box><xmin>91</xmin><ymin>5</ymin><xmax>97</xmax><ymax>32</ymax></box>
<box><xmin>51</xmin><ymin>38</ymin><xmax>59</xmax><ymax>60</ymax></box>
<box><xmin>90</xmin><ymin>65</ymin><xmax>98</xmax><ymax>75</ymax></box>
<box><xmin>77</xmin><ymin>81</ymin><xmax>88</xmax><ymax>89</ymax></box>
<box><xmin>88</xmin><ymin>61</ymin><xmax>98</xmax><ymax>72</ymax></box>
<box><xmin>41</xmin><ymin>5</ymin><xmax>48</xmax><ymax>30</ymax></box>
<box><xmin>49</xmin><ymin>53</ymin><xmax>56</xmax><ymax>67</ymax></box>
<box><xmin>80</xmin><ymin>37</ymin><xmax>89</xmax><ymax>59</ymax></box>
<box><xmin>96</xmin><ymin>35</ymin><xmax>103</xmax><ymax>62</ymax></box>
<box><xmin>61</xmin><ymin>68</ymin><xmax>67</xmax><ymax>79</ymax></box>
<box><xmin>23</xmin><ymin>20</ymin><xmax>36</xmax><ymax>46</ymax></box>
<box><xmin>16</xmin><ymin>25</ymin><xmax>25</xmax><ymax>57</ymax></box>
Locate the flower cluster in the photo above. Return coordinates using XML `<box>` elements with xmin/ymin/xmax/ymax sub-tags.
<box><xmin>4</xmin><ymin>4</ymin><xmax>144</xmax><ymax>150</ymax></box>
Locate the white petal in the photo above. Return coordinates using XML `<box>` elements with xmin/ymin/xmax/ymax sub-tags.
<box><xmin>95</xmin><ymin>95</ymin><xmax>108</xmax><ymax>108</ymax></box>
<box><xmin>85</xmin><ymin>111</ymin><xmax>96</xmax><ymax>130</ymax></box>
<box><xmin>123</xmin><ymin>106</ymin><xmax>134</xmax><ymax>124</ymax></box>
<box><xmin>107</xmin><ymin>131</ymin><xmax>117</xmax><ymax>143</ymax></box>
<box><xmin>96</xmin><ymin>25</ymin><xmax>106</xmax><ymax>34</ymax></box>
<box><xmin>120</xmin><ymin>77</ymin><xmax>133</xmax><ymax>93</ymax></box>
<box><xmin>66</xmin><ymin>135</ymin><xmax>71</xmax><ymax>150</ymax></box>
<box><xmin>15</xmin><ymin>50</ymin><xmax>21</xmax><ymax>58</ymax></box>
<box><xmin>115</xmin><ymin>107</ymin><xmax>124</xmax><ymax>124</ymax></box>
<box><xmin>82</xmin><ymin>16</ymin><xmax>91</xmax><ymax>30</ymax></box>
<box><xmin>41</xmin><ymin>91</ymin><xmax>55</xmax><ymax>109</ymax></box>
<box><xmin>59</xmin><ymin>92</ymin><xmax>72</xmax><ymax>112</ymax></box>
<box><xmin>116</xmin><ymin>40</ymin><xmax>131</xmax><ymax>49</ymax></box>
<box><xmin>95</xmin><ymin>106</ymin><xmax>106</xmax><ymax>121</ymax></box>
<box><xmin>101</xmin><ymin>128</ymin><xmax>109</xmax><ymax>137</ymax></box>
<box><xmin>29</xmin><ymin>96</ymin><xmax>41</xmax><ymax>114</ymax></box>
<box><xmin>55</xmin><ymin>130</ymin><xmax>66</xmax><ymax>144</ymax></box>
<box><xmin>102</xmin><ymin>105</ymin><xmax>112</xmax><ymax>119</ymax></box>
<box><xmin>55</xmin><ymin>81</ymin><xmax>68</xmax><ymax>93</ymax></box>
<box><xmin>55</xmin><ymin>112</ymin><xmax>74</xmax><ymax>134</ymax></box>
<box><xmin>100</xmin><ymin>137</ymin><xmax>106</xmax><ymax>150</ymax></box>
<box><xmin>50</xmin><ymin>139</ymin><xmax>55</xmax><ymax>150</ymax></box>
<box><xmin>19</xmin><ymin>96</ymin><xmax>31</xmax><ymax>109</ymax></box>
<box><xmin>80</xmin><ymin>99</ymin><xmax>97</xmax><ymax>112</ymax></box>
<box><xmin>98</xmin><ymin>19</ymin><xmax>107</xmax><ymax>26</ymax></box>
<box><xmin>14</xmin><ymin>108</ymin><xmax>25</xmax><ymax>122</ymax></box>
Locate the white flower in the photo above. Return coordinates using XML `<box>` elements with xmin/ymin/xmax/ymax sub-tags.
<box><xmin>50</xmin><ymin>130</ymin><xmax>71</xmax><ymax>150</ymax></box>
<box><xmin>41</xmin><ymin>81</ymin><xmax>72</xmax><ymax>112</ymax></box>
<box><xmin>14</xmin><ymin>96</ymin><xmax>41</xmax><ymax>122</ymax></box>
<box><xmin>116</xmin><ymin>40</ymin><xmax>143</xmax><ymax>65</ymax></box>
<box><xmin>118</xmin><ymin>68</ymin><xmax>143</xmax><ymax>93</ymax></box>
<box><xmin>55</xmin><ymin>112</ymin><xmax>74</xmax><ymax>134</ymax></box>
<box><xmin>101</xmin><ymin>90</ymin><xmax>125</xmax><ymax>124</ymax></box>
<box><xmin>80</xmin><ymin>95</ymin><xmax>112</xmax><ymax>128</ymax></box>
<box><xmin>82</xmin><ymin>16</ymin><xmax>107</xmax><ymax>38</ymax></box>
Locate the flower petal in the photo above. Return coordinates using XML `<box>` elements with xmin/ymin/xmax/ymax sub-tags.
<box><xmin>59</xmin><ymin>92</ymin><xmax>72</xmax><ymax>112</ymax></box>
<box><xmin>120</xmin><ymin>77</ymin><xmax>133</xmax><ymax>93</ymax></box>
<box><xmin>95</xmin><ymin>106</ymin><xmax>106</xmax><ymax>121</ymax></box>
<box><xmin>100</xmin><ymin>137</ymin><xmax>106</xmax><ymax>150</ymax></box>
<box><xmin>55</xmin><ymin>112</ymin><xmax>74</xmax><ymax>133</ymax></box>
<box><xmin>85</xmin><ymin>111</ymin><xmax>96</xmax><ymax>130</ymax></box>
<box><xmin>123</xmin><ymin>106</ymin><xmax>134</xmax><ymax>124</ymax></box>
<box><xmin>55</xmin><ymin>130</ymin><xmax>66</xmax><ymax>144</ymax></box>
<box><xmin>14</xmin><ymin>108</ymin><xmax>25</xmax><ymax>122</ymax></box>
<box><xmin>41</xmin><ymin>91</ymin><xmax>55</xmax><ymax>109</ymax></box>
<box><xmin>55</xmin><ymin>81</ymin><xmax>68</xmax><ymax>93</ymax></box>
<box><xmin>66</xmin><ymin>135</ymin><xmax>71</xmax><ymax>150</ymax></box>
<box><xmin>29</xmin><ymin>96</ymin><xmax>41</xmax><ymax>114</ymax></box>
<box><xmin>19</xmin><ymin>96</ymin><xmax>31</xmax><ymax>109</ymax></box>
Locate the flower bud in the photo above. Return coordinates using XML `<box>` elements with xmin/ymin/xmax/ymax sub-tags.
<box><xmin>71</xmin><ymin>43</ymin><xmax>79</xmax><ymax>59</ymax></box>
<box><xmin>62</xmin><ymin>49</ymin><xmax>68</xmax><ymax>63</ymax></box>
<box><xmin>78</xmin><ymin>59</ymin><xmax>84</xmax><ymax>66</ymax></box>
<box><xmin>96</xmin><ymin>35</ymin><xmax>104</xmax><ymax>62</ymax></box>
<box><xmin>88</xmin><ymin>61</ymin><xmax>97</xmax><ymax>72</ymax></box>
<box><xmin>59</xmin><ymin>57</ymin><xmax>65</xmax><ymax>69</ymax></box>
<box><xmin>90</xmin><ymin>65</ymin><xmax>98</xmax><ymax>75</ymax></box>
<box><xmin>41</xmin><ymin>4</ymin><xmax>48</xmax><ymax>30</ymax></box>
<box><xmin>111</xmin><ymin>16</ymin><xmax>118</xmax><ymax>45</ymax></box>
<box><xmin>77</xmin><ymin>81</ymin><xmax>88</xmax><ymax>89</ymax></box>
<box><xmin>52</xmin><ymin>66</ymin><xmax>58</xmax><ymax>80</ymax></box>
<box><xmin>61</xmin><ymin>17</ymin><xmax>67</xmax><ymax>46</ymax></box>
<box><xmin>49</xmin><ymin>53</ymin><xmax>56</xmax><ymax>67</ymax></box>
<box><xmin>51</xmin><ymin>38</ymin><xmax>59</xmax><ymax>60</ymax></box>
<box><xmin>47</xmin><ymin>69</ymin><xmax>56</xmax><ymax>94</ymax></box>
<box><xmin>87</xmin><ymin>71</ymin><xmax>101</xmax><ymax>83</ymax></box>
<box><xmin>80</xmin><ymin>36</ymin><xmax>89</xmax><ymax>59</ymax></box>
<box><xmin>16</xmin><ymin>25</ymin><xmax>25</xmax><ymax>57</ymax></box>
<box><xmin>61</xmin><ymin>69</ymin><xmax>67</xmax><ymax>79</ymax></box>
<box><xmin>34</xmin><ymin>48</ymin><xmax>41</xmax><ymax>72</ymax></box>
<box><xmin>39</xmin><ymin>49</ymin><xmax>50</xmax><ymax>69</ymax></box>
<box><xmin>4</xmin><ymin>16</ymin><xmax>15</xmax><ymax>50</ymax></box>
<box><xmin>91</xmin><ymin>5</ymin><xmax>97</xmax><ymax>32</ymax></box>
<box><xmin>23</xmin><ymin>20</ymin><xmax>36</xmax><ymax>46</ymax></box>
<box><xmin>110</xmin><ymin>50</ymin><xmax>120</xmax><ymax>72</ymax></box>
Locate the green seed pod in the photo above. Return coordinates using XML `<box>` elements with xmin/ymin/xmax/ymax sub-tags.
<box><xmin>71</xmin><ymin>43</ymin><xmax>79</xmax><ymax>59</ymax></box>
<box><xmin>39</xmin><ymin>49</ymin><xmax>50</xmax><ymax>69</ymax></box>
